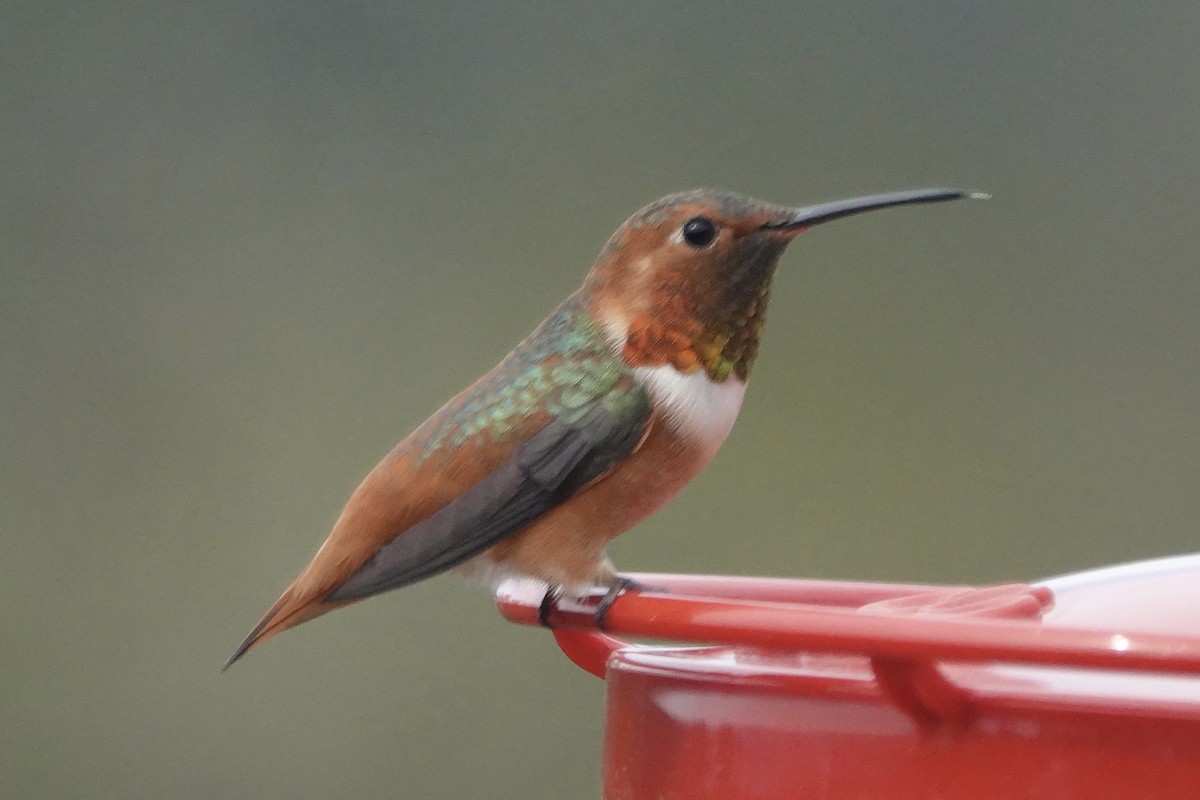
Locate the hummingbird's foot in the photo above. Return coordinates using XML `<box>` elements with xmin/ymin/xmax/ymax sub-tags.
<box><xmin>538</xmin><ymin>584</ymin><xmax>562</xmax><ymax>628</ymax></box>
<box><xmin>594</xmin><ymin>576</ymin><xmax>664</xmax><ymax>630</ymax></box>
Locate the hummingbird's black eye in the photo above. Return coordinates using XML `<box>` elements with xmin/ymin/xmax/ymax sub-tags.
<box><xmin>681</xmin><ymin>216</ymin><xmax>718</xmax><ymax>248</ymax></box>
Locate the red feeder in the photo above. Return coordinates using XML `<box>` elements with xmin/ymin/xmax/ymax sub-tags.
<box><xmin>496</xmin><ymin>554</ymin><xmax>1200</xmax><ymax>799</ymax></box>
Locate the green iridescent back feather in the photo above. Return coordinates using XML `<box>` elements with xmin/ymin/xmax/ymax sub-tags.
<box><xmin>405</xmin><ymin>294</ymin><xmax>649</xmax><ymax>463</ymax></box>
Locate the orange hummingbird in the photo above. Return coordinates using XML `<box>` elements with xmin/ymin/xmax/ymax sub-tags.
<box><xmin>224</xmin><ymin>187</ymin><xmax>978</xmax><ymax>669</ymax></box>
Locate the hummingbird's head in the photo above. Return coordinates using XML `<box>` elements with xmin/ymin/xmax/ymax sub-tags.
<box><xmin>585</xmin><ymin>187</ymin><xmax>974</xmax><ymax>382</ymax></box>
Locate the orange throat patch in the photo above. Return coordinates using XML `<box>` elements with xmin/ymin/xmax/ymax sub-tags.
<box><xmin>616</xmin><ymin>284</ymin><xmax>771</xmax><ymax>381</ymax></box>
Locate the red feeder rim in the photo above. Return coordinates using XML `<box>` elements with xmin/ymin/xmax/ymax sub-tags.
<box><xmin>496</xmin><ymin>555</ymin><xmax>1200</xmax><ymax>722</ymax></box>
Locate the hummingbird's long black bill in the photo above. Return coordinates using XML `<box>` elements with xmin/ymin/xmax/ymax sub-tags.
<box><xmin>765</xmin><ymin>187</ymin><xmax>987</xmax><ymax>230</ymax></box>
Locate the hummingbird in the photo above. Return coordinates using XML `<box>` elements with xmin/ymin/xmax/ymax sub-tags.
<box><xmin>224</xmin><ymin>186</ymin><xmax>977</xmax><ymax>669</ymax></box>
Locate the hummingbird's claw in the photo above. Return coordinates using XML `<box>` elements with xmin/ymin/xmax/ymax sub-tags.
<box><xmin>538</xmin><ymin>584</ymin><xmax>561</xmax><ymax>628</ymax></box>
<box><xmin>594</xmin><ymin>576</ymin><xmax>666</xmax><ymax>630</ymax></box>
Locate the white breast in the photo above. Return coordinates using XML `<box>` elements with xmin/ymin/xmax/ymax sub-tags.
<box><xmin>633</xmin><ymin>365</ymin><xmax>747</xmax><ymax>454</ymax></box>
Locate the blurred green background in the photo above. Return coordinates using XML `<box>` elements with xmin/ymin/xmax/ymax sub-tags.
<box><xmin>3</xmin><ymin>2</ymin><xmax>1198</xmax><ymax>797</ymax></box>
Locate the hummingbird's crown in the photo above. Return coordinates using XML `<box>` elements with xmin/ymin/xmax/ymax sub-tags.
<box><xmin>623</xmin><ymin>189</ymin><xmax>791</xmax><ymax>232</ymax></box>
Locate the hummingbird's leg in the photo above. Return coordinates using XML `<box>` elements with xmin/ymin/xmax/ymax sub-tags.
<box><xmin>538</xmin><ymin>584</ymin><xmax>562</xmax><ymax>628</ymax></box>
<box><xmin>594</xmin><ymin>575</ymin><xmax>665</xmax><ymax>629</ymax></box>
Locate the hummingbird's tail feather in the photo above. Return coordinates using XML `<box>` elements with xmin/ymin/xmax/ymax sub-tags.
<box><xmin>221</xmin><ymin>589</ymin><xmax>342</xmax><ymax>671</ymax></box>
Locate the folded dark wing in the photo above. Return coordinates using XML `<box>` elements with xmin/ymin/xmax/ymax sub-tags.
<box><xmin>328</xmin><ymin>390</ymin><xmax>651</xmax><ymax>601</ymax></box>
